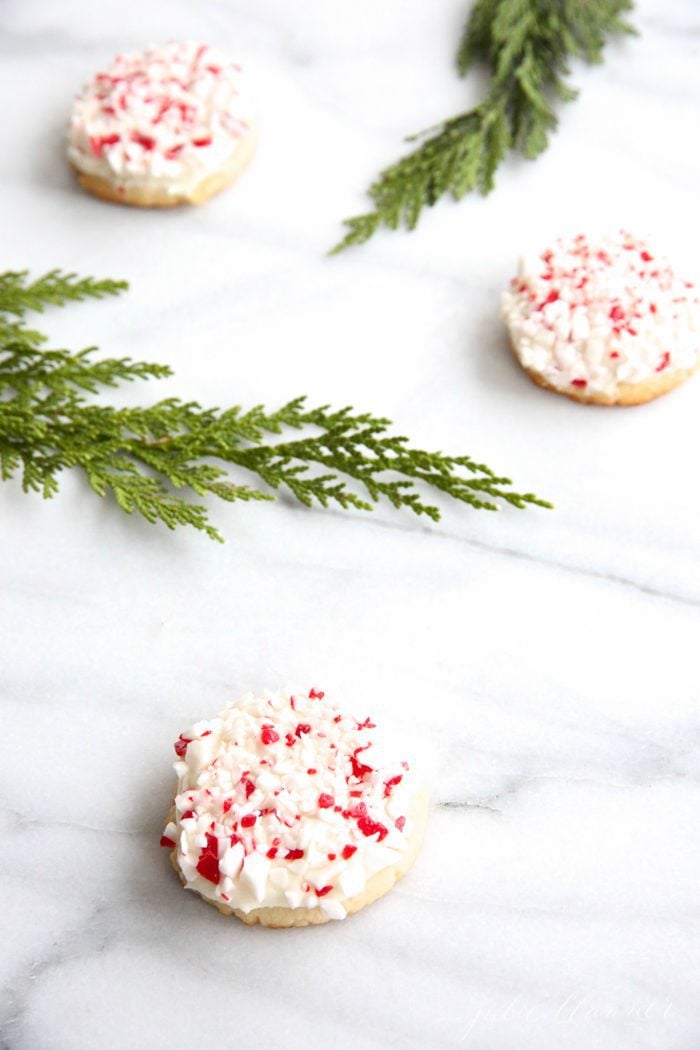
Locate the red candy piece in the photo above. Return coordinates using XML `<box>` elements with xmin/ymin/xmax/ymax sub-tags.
<box><xmin>308</xmin><ymin>689</ymin><xmax>325</xmax><ymax>700</ymax></box>
<box><xmin>285</xmin><ymin>849</ymin><xmax>304</xmax><ymax>861</ymax></box>
<box><xmin>295</xmin><ymin>723</ymin><xmax>311</xmax><ymax>737</ymax></box>
<box><xmin>159</xmin><ymin>835</ymin><xmax>175</xmax><ymax>848</ymax></box>
<box><xmin>173</xmin><ymin>735</ymin><xmax>191</xmax><ymax>757</ymax></box>
<box><xmin>349</xmin><ymin>747</ymin><xmax>373</xmax><ymax>780</ymax></box>
<box><xmin>261</xmin><ymin>724</ymin><xmax>280</xmax><ymax>745</ymax></box>
<box><xmin>240</xmin><ymin>814</ymin><xmax>257</xmax><ymax>828</ymax></box>
<box><xmin>315</xmin><ymin>885</ymin><xmax>333</xmax><ymax>897</ymax></box>
<box><xmin>395</xmin><ymin>816</ymin><xmax>406</xmax><ymax>832</ymax></box>
<box><xmin>131</xmin><ymin>132</ymin><xmax>156</xmax><ymax>150</ymax></box>
<box><xmin>341</xmin><ymin>844</ymin><xmax>357</xmax><ymax>860</ymax></box>
<box><xmin>357</xmin><ymin>816</ymin><xmax>388</xmax><ymax>841</ymax></box>
<box><xmin>196</xmin><ymin>833</ymin><xmax>220</xmax><ymax>884</ymax></box>
<box><xmin>89</xmin><ymin>133</ymin><xmax>120</xmax><ymax>157</ymax></box>
<box><xmin>383</xmin><ymin>775</ymin><xmax>403</xmax><ymax>798</ymax></box>
<box><xmin>318</xmin><ymin>793</ymin><xmax>334</xmax><ymax>809</ymax></box>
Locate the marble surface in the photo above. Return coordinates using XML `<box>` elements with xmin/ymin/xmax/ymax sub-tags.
<box><xmin>1</xmin><ymin>1</ymin><xmax>699</xmax><ymax>1048</ymax></box>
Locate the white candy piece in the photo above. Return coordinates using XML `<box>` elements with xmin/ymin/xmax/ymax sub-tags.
<box><xmin>240</xmin><ymin>852</ymin><xmax>270</xmax><ymax>903</ymax></box>
<box><xmin>219</xmin><ymin>842</ymin><xmax>244</xmax><ymax>880</ymax></box>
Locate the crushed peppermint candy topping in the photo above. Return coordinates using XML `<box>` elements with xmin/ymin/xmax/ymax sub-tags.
<box><xmin>162</xmin><ymin>688</ymin><xmax>416</xmax><ymax>920</ymax></box>
<box><xmin>502</xmin><ymin>232</ymin><xmax>700</xmax><ymax>397</ymax></box>
<box><xmin>68</xmin><ymin>41</ymin><xmax>253</xmax><ymax>189</ymax></box>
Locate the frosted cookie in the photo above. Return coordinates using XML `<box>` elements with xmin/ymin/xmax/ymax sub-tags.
<box><xmin>68</xmin><ymin>41</ymin><xmax>255</xmax><ymax>207</ymax></box>
<box><xmin>502</xmin><ymin>232</ymin><xmax>700</xmax><ymax>405</ymax></box>
<box><xmin>160</xmin><ymin>688</ymin><xmax>427</xmax><ymax>926</ymax></box>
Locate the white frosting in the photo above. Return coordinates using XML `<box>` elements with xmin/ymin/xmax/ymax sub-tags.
<box><xmin>67</xmin><ymin>41</ymin><xmax>254</xmax><ymax>196</ymax></box>
<box><xmin>161</xmin><ymin>688</ymin><xmax>417</xmax><ymax>920</ymax></box>
<box><xmin>502</xmin><ymin>232</ymin><xmax>700</xmax><ymax>397</ymax></box>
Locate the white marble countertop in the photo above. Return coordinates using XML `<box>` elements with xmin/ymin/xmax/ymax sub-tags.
<box><xmin>1</xmin><ymin>2</ymin><xmax>698</xmax><ymax>1048</ymax></box>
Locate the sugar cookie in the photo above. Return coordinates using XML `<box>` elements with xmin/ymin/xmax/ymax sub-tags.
<box><xmin>502</xmin><ymin>232</ymin><xmax>700</xmax><ymax>405</ymax></box>
<box><xmin>68</xmin><ymin>41</ymin><xmax>255</xmax><ymax>207</ymax></box>
<box><xmin>161</xmin><ymin>688</ymin><xmax>427</xmax><ymax>926</ymax></box>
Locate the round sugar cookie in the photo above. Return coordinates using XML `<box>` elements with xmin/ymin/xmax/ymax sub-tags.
<box><xmin>68</xmin><ymin>41</ymin><xmax>255</xmax><ymax>207</ymax></box>
<box><xmin>502</xmin><ymin>232</ymin><xmax>700</xmax><ymax>405</ymax></box>
<box><xmin>161</xmin><ymin>687</ymin><xmax>428</xmax><ymax>927</ymax></box>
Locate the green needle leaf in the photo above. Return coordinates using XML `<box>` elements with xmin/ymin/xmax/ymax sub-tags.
<box><xmin>332</xmin><ymin>0</ymin><xmax>636</xmax><ymax>252</ymax></box>
<box><xmin>0</xmin><ymin>271</ymin><xmax>552</xmax><ymax>541</ymax></box>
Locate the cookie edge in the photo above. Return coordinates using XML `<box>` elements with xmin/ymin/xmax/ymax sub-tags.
<box><xmin>508</xmin><ymin>332</ymin><xmax>699</xmax><ymax>406</ymax></box>
<box><xmin>165</xmin><ymin>787</ymin><xmax>429</xmax><ymax>928</ymax></box>
<box><xmin>70</xmin><ymin>126</ymin><xmax>257</xmax><ymax>208</ymax></box>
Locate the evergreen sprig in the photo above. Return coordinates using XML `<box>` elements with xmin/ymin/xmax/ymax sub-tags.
<box><xmin>0</xmin><ymin>271</ymin><xmax>551</xmax><ymax>541</ymax></box>
<box><xmin>332</xmin><ymin>0</ymin><xmax>636</xmax><ymax>252</ymax></box>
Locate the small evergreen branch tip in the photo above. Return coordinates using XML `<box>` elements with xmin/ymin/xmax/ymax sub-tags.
<box><xmin>0</xmin><ymin>270</ymin><xmax>128</xmax><ymax>316</ymax></box>
<box><xmin>331</xmin><ymin>0</ymin><xmax>636</xmax><ymax>252</ymax></box>
<box><xmin>0</xmin><ymin>271</ymin><xmax>551</xmax><ymax>541</ymax></box>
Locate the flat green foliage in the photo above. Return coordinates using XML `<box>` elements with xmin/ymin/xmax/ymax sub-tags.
<box><xmin>332</xmin><ymin>0</ymin><xmax>636</xmax><ymax>252</ymax></box>
<box><xmin>0</xmin><ymin>271</ymin><xmax>551</xmax><ymax>541</ymax></box>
